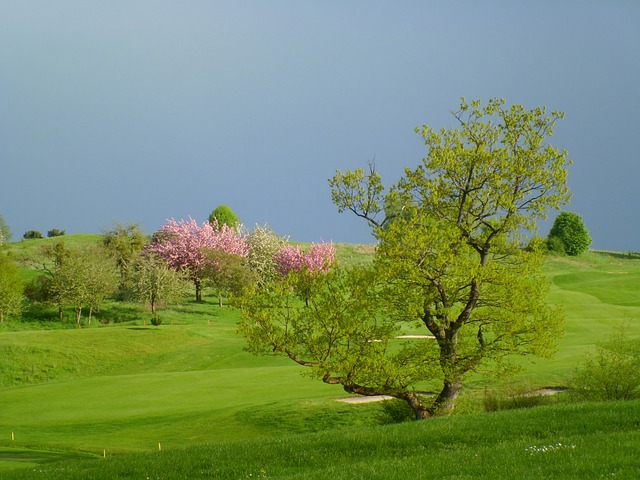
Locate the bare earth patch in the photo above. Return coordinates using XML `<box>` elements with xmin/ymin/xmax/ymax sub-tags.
<box><xmin>396</xmin><ymin>335</ymin><xmax>435</xmax><ymax>339</ymax></box>
<box><xmin>336</xmin><ymin>395</ymin><xmax>394</xmax><ymax>404</ymax></box>
<box><xmin>337</xmin><ymin>387</ymin><xmax>568</xmax><ymax>404</ymax></box>
<box><xmin>520</xmin><ymin>387</ymin><xmax>569</xmax><ymax>397</ymax></box>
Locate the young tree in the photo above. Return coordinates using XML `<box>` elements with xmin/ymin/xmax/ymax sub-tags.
<box><xmin>209</xmin><ymin>205</ymin><xmax>240</xmax><ymax>230</ymax></box>
<box><xmin>102</xmin><ymin>222</ymin><xmax>149</xmax><ymax>284</ymax></box>
<box><xmin>547</xmin><ymin>211</ymin><xmax>591</xmax><ymax>256</ymax></box>
<box><xmin>246</xmin><ymin>224</ymin><xmax>287</xmax><ymax>287</ymax></box>
<box><xmin>0</xmin><ymin>254</ymin><xmax>24</xmax><ymax>323</ymax></box>
<box><xmin>241</xmin><ymin>98</ymin><xmax>570</xmax><ymax>418</ymax></box>
<box><xmin>129</xmin><ymin>254</ymin><xmax>191</xmax><ymax>314</ymax></box>
<box><xmin>80</xmin><ymin>246</ymin><xmax>119</xmax><ymax>324</ymax></box>
<box><xmin>146</xmin><ymin>217</ymin><xmax>249</xmax><ymax>301</ymax></box>
<box><xmin>41</xmin><ymin>242</ymin><xmax>118</xmax><ymax>324</ymax></box>
<box><xmin>201</xmin><ymin>250</ymin><xmax>258</xmax><ymax>306</ymax></box>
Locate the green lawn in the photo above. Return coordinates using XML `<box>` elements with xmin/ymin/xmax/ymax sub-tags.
<box><xmin>3</xmin><ymin>400</ymin><xmax>640</xmax><ymax>479</ymax></box>
<box><xmin>2</xmin><ymin>239</ymin><xmax>640</xmax><ymax>477</ymax></box>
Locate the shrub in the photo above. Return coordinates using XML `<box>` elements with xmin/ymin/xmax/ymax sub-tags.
<box><xmin>47</xmin><ymin>229</ymin><xmax>66</xmax><ymax>237</ymax></box>
<box><xmin>376</xmin><ymin>398</ymin><xmax>415</xmax><ymax>424</ymax></box>
<box><xmin>23</xmin><ymin>230</ymin><xmax>43</xmax><ymax>239</ymax></box>
<box><xmin>547</xmin><ymin>212</ymin><xmax>591</xmax><ymax>256</ymax></box>
<box><xmin>569</xmin><ymin>325</ymin><xmax>640</xmax><ymax>401</ymax></box>
<box><xmin>544</xmin><ymin>235</ymin><xmax>566</xmax><ymax>255</ymax></box>
<box><xmin>150</xmin><ymin>313</ymin><xmax>163</xmax><ymax>326</ymax></box>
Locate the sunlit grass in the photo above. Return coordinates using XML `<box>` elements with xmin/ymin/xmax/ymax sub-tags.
<box><xmin>3</xmin><ymin>400</ymin><xmax>640</xmax><ymax>479</ymax></box>
<box><xmin>2</xmin><ymin>239</ymin><xmax>640</xmax><ymax>477</ymax></box>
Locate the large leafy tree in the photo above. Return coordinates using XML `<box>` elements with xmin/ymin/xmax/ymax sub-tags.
<box><xmin>240</xmin><ymin>98</ymin><xmax>570</xmax><ymax>418</ymax></box>
<box><xmin>146</xmin><ymin>217</ymin><xmax>249</xmax><ymax>301</ymax></box>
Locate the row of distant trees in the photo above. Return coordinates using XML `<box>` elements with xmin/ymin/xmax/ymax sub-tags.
<box><xmin>0</xmin><ymin>206</ymin><xmax>335</xmax><ymax>326</ymax></box>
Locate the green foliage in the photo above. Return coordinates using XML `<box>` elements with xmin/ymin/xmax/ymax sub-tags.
<box><xmin>545</xmin><ymin>235</ymin><xmax>567</xmax><ymax>255</ymax></box>
<box><xmin>202</xmin><ymin>250</ymin><xmax>257</xmax><ymax>306</ymax></box>
<box><xmin>329</xmin><ymin>160</ymin><xmax>388</xmax><ymax>231</ymax></box>
<box><xmin>208</xmin><ymin>204</ymin><xmax>240</xmax><ymax>229</ymax></box>
<box><xmin>129</xmin><ymin>254</ymin><xmax>190</xmax><ymax>314</ymax></box>
<box><xmin>23</xmin><ymin>230</ymin><xmax>43</xmax><ymax>239</ymax></box>
<box><xmin>150</xmin><ymin>313</ymin><xmax>162</xmax><ymax>326</ymax></box>
<box><xmin>0</xmin><ymin>214</ymin><xmax>12</xmax><ymax>244</ymax></box>
<box><xmin>102</xmin><ymin>222</ymin><xmax>149</xmax><ymax>285</ymax></box>
<box><xmin>317</xmin><ymin>98</ymin><xmax>570</xmax><ymax>417</ymax></box>
<box><xmin>547</xmin><ymin>211</ymin><xmax>591</xmax><ymax>256</ymax></box>
<box><xmin>377</xmin><ymin>398</ymin><xmax>416</xmax><ymax>424</ymax></box>
<box><xmin>40</xmin><ymin>242</ymin><xmax>119</xmax><ymax>324</ymax></box>
<box><xmin>238</xmin><ymin>265</ymin><xmax>402</xmax><ymax>375</ymax></box>
<box><xmin>47</xmin><ymin>229</ymin><xmax>66</xmax><ymax>238</ymax></box>
<box><xmin>0</xmin><ymin>254</ymin><xmax>24</xmax><ymax>323</ymax></box>
<box><xmin>570</xmin><ymin>324</ymin><xmax>640</xmax><ymax>401</ymax></box>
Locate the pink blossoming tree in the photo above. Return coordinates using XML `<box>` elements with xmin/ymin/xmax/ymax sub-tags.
<box><xmin>146</xmin><ymin>217</ymin><xmax>249</xmax><ymax>301</ymax></box>
<box><xmin>273</xmin><ymin>242</ymin><xmax>336</xmax><ymax>276</ymax></box>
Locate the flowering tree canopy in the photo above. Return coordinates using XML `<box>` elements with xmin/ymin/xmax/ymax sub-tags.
<box><xmin>273</xmin><ymin>241</ymin><xmax>336</xmax><ymax>276</ymax></box>
<box><xmin>146</xmin><ymin>217</ymin><xmax>249</xmax><ymax>301</ymax></box>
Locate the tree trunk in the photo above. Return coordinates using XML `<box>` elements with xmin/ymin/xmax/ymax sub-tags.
<box><xmin>429</xmin><ymin>378</ymin><xmax>463</xmax><ymax>416</ymax></box>
<box><xmin>88</xmin><ymin>306</ymin><xmax>93</xmax><ymax>325</ymax></box>
<box><xmin>195</xmin><ymin>280</ymin><xmax>202</xmax><ymax>302</ymax></box>
<box><xmin>0</xmin><ymin>311</ymin><xmax>3</xmax><ymax>323</ymax></box>
<box><xmin>399</xmin><ymin>392</ymin><xmax>431</xmax><ymax>420</ymax></box>
<box><xmin>75</xmin><ymin>306</ymin><xmax>82</xmax><ymax>326</ymax></box>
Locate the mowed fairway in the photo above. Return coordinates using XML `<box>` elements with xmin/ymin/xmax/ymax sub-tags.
<box><xmin>1</xmin><ymin>245</ymin><xmax>640</xmax><ymax>477</ymax></box>
<box><xmin>517</xmin><ymin>251</ymin><xmax>640</xmax><ymax>384</ymax></box>
<box><xmin>0</xmin><ymin>308</ymin><xmax>348</xmax><ymax>455</ymax></box>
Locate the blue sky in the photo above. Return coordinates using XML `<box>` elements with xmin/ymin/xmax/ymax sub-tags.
<box><xmin>1</xmin><ymin>1</ymin><xmax>639</xmax><ymax>250</ymax></box>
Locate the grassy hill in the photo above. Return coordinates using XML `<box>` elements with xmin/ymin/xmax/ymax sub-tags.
<box><xmin>1</xmin><ymin>236</ymin><xmax>640</xmax><ymax>478</ymax></box>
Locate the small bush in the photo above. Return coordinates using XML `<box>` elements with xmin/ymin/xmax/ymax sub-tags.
<box><xmin>569</xmin><ymin>324</ymin><xmax>640</xmax><ymax>401</ymax></box>
<box><xmin>376</xmin><ymin>398</ymin><xmax>415</xmax><ymax>424</ymax></box>
<box><xmin>23</xmin><ymin>230</ymin><xmax>43</xmax><ymax>239</ymax></box>
<box><xmin>150</xmin><ymin>313</ymin><xmax>162</xmax><ymax>326</ymax></box>
<box><xmin>544</xmin><ymin>236</ymin><xmax>566</xmax><ymax>255</ymax></box>
<box><xmin>47</xmin><ymin>229</ymin><xmax>66</xmax><ymax>237</ymax></box>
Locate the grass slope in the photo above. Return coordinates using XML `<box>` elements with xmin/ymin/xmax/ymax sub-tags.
<box><xmin>3</xmin><ymin>400</ymin><xmax>640</xmax><ymax>479</ymax></box>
